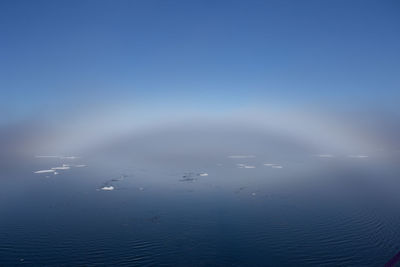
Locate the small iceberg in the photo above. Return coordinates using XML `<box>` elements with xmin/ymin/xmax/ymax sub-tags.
<box><xmin>101</xmin><ymin>186</ymin><xmax>114</xmax><ymax>191</ymax></box>
<box><xmin>198</xmin><ymin>173</ymin><xmax>209</xmax><ymax>176</ymax></box>
<box><xmin>34</xmin><ymin>169</ymin><xmax>55</xmax><ymax>174</ymax></box>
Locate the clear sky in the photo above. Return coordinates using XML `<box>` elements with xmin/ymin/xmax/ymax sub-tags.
<box><xmin>1</xmin><ymin>0</ymin><xmax>399</xmax><ymax>123</ymax></box>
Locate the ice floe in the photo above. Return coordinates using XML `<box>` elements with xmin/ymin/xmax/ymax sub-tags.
<box><xmin>244</xmin><ymin>165</ymin><xmax>256</xmax><ymax>169</ymax></box>
<box><xmin>180</xmin><ymin>173</ymin><xmax>197</xmax><ymax>182</ymax></box>
<box><xmin>60</xmin><ymin>156</ymin><xmax>79</xmax><ymax>160</ymax></box>
<box><xmin>237</xmin><ymin>164</ymin><xmax>256</xmax><ymax>169</ymax></box>
<box><xmin>98</xmin><ymin>174</ymin><xmax>129</xmax><ymax>191</ymax></box>
<box><xmin>34</xmin><ymin>156</ymin><xmax>86</xmax><ymax>176</ymax></box>
<box><xmin>34</xmin><ymin>169</ymin><xmax>55</xmax><ymax>174</ymax></box>
<box><xmin>35</xmin><ymin>155</ymin><xmax>79</xmax><ymax>160</ymax></box>
<box><xmin>51</xmin><ymin>164</ymin><xmax>71</xmax><ymax>170</ymax></box>
<box><xmin>264</xmin><ymin>163</ymin><xmax>283</xmax><ymax>169</ymax></box>
<box><xmin>348</xmin><ymin>155</ymin><xmax>368</xmax><ymax>158</ymax></box>
<box><xmin>101</xmin><ymin>186</ymin><xmax>114</xmax><ymax>191</ymax></box>
<box><xmin>180</xmin><ymin>172</ymin><xmax>209</xmax><ymax>182</ymax></box>
<box><xmin>74</xmin><ymin>164</ymin><xmax>87</xmax><ymax>168</ymax></box>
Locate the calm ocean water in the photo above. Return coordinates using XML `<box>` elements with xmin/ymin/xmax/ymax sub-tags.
<box><xmin>1</xmin><ymin>137</ymin><xmax>400</xmax><ymax>266</ymax></box>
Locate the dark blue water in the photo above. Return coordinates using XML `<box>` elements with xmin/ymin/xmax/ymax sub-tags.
<box><xmin>1</xmin><ymin>149</ymin><xmax>400</xmax><ymax>266</ymax></box>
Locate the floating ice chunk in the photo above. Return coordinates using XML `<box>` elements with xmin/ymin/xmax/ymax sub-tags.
<box><xmin>74</xmin><ymin>164</ymin><xmax>87</xmax><ymax>168</ymax></box>
<box><xmin>228</xmin><ymin>155</ymin><xmax>256</xmax><ymax>159</ymax></box>
<box><xmin>51</xmin><ymin>166</ymin><xmax>70</xmax><ymax>170</ymax></box>
<box><xmin>181</xmin><ymin>173</ymin><xmax>197</xmax><ymax>182</ymax></box>
<box><xmin>264</xmin><ymin>163</ymin><xmax>282</xmax><ymax>168</ymax></box>
<box><xmin>35</xmin><ymin>155</ymin><xmax>79</xmax><ymax>159</ymax></box>
<box><xmin>252</xmin><ymin>192</ymin><xmax>257</xmax><ymax>196</ymax></box>
<box><xmin>348</xmin><ymin>155</ymin><xmax>368</xmax><ymax>158</ymax></box>
<box><xmin>101</xmin><ymin>186</ymin><xmax>114</xmax><ymax>191</ymax></box>
<box><xmin>199</xmin><ymin>173</ymin><xmax>208</xmax><ymax>176</ymax></box>
<box><xmin>34</xmin><ymin>169</ymin><xmax>55</xmax><ymax>174</ymax></box>
<box><xmin>60</xmin><ymin>156</ymin><xmax>79</xmax><ymax>160</ymax></box>
<box><xmin>54</xmin><ymin>172</ymin><xmax>59</xmax><ymax>175</ymax></box>
<box><xmin>244</xmin><ymin>165</ymin><xmax>256</xmax><ymax>169</ymax></box>
<box><xmin>237</xmin><ymin>164</ymin><xmax>256</xmax><ymax>169</ymax></box>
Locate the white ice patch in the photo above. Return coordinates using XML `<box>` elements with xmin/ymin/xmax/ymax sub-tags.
<box><xmin>228</xmin><ymin>155</ymin><xmax>256</xmax><ymax>159</ymax></box>
<box><xmin>34</xmin><ymin>169</ymin><xmax>55</xmax><ymax>174</ymax></box>
<box><xmin>61</xmin><ymin>156</ymin><xmax>79</xmax><ymax>160</ymax></box>
<box><xmin>237</xmin><ymin>164</ymin><xmax>256</xmax><ymax>169</ymax></box>
<box><xmin>74</xmin><ymin>164</ymin><xmax>87</xmax><ymax>168</ymax></box>
<box><xmin>348</xmin><ymin>155</ymin><xmax>368</xmax><ymax>158</ymax></box>
<box><xmin>35</xmin><ymin>155</ymin><xmax>79</xmax><ymax>160</ymax></box>
<box><xmin>199</xmin><ymin>173</ymin><xmax>209</xmax><ymax>176</ymax></box>
<box><xmin>51</xmin><ymin>166</ymin><xmax>71</xmax><ymax>170</ymax></box>
<box><xmin>244</xmin><ymin>165</ymin><xmax>256</xmax><ymax>169</ymax></box>
<box><xmin>101</xmin><ymin>186</ymin><xmax>114</xmax><ymax>191</ymax></box>
<box><xmin>264</xmin><ymin>163</ymin><xmax>283</xmax><ymax>169</ymax></box>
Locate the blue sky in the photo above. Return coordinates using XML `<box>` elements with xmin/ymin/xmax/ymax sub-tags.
<box><xmin>1</xmin><ymin>0</ymin><xmax>399</xmax><ymax>123</ymax></box>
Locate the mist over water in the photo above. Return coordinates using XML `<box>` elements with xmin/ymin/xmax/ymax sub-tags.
<box><xmin>2</xmin><ymin>0</ymin><xmax>400</xmax><ymax>265</ymax></box>
<box><xmin>1</xmin><ymin>110</ymin><xmax>400</xmax><ymax>266</ymax></box>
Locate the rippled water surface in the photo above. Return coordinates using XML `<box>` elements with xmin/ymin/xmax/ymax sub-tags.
<box><xmin>1</xmin><ymin>148</ymin><xmax>400</xmax><ymax>266</ymax></box>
